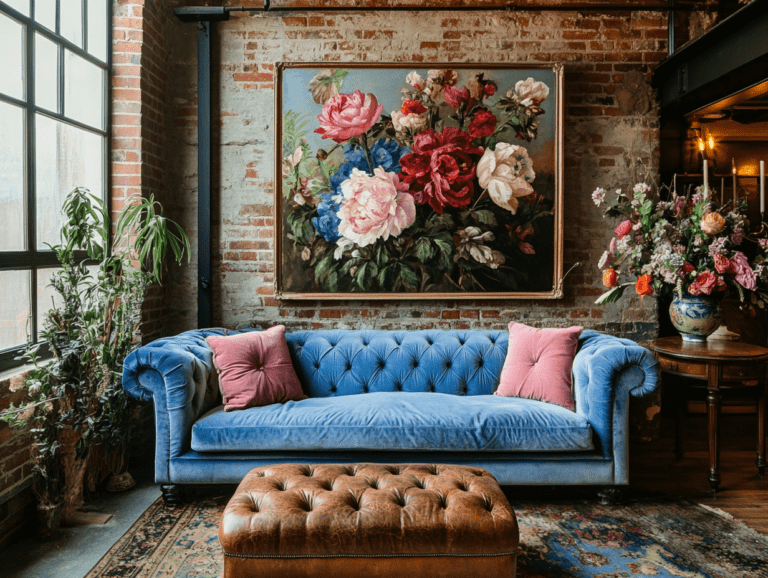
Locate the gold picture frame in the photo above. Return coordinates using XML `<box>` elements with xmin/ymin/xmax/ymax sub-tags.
<box><xmin>275</xmin><ymin>62</ymin><xmax>564</xmax><ymax>300</ymax></box>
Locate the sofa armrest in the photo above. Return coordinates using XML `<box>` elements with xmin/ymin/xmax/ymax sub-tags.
<box><xmin>572</xmin><ymin>330</ymin><xmax>660</xmax><ymax>483</ymax></box>
<box><xmin>122</xmin><ymin>330</ymin><xmax>224</xmax><ymax>483</ymax></box>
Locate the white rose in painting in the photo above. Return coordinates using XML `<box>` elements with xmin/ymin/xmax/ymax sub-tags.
<box><xmin>391</xmin><ymin>110</ymin><xmax>427</xmax><ymax>133</ymax></box>
<box><xmin>406</xmin><ymin>71</ymin><xmax>426</xmax><ymax>91</ymax></box>
<box><xmin>477</xmin><ymin>143</ymin><xmax>536</xmax><ymax>214</ymax></box>
<box><xmin>508</xmin><ymin>77</ymin><xmax>550</xmax><ymax>107</ymax></box>
<box><xmin>338</xmin><ymin>167</ymin><xmax>416</xmax><ymax>247</ymax></box>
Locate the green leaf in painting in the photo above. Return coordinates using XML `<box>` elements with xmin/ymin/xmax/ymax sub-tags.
<box><xmin>378</xmin><ymin>263</ymin><xmax>397</xmax><ymax>290</ymax></box>
<box><xmin>426</xmin><ymin>213</ymin><xmax>454</xmax><ymax>233</ymax></box>
<box><xmin>472</xmin><ymin>209</ymin><xmax>497</xmax><ymax>226</ymax></box>
<box><xmin>357</xmin><ymin>261</ymin><xmax>379</xmax><ymax>291</ymax></box>
<box><xmin>331</xmin><ymin>69</ymin><xmax>349</xmax><ymax>89</ymax></box>
<box><xmin>327</xmin><ymin>270</ymin><xmax>340</xmax><ymax>293</ymax></box>
<box><xmin>414</xmin><ymin>238</ymin><xmax>435</xmax><ymax>263</ymax></box>
<box><xmin>282</xmin><ymin>109</ymin><xmax>310</xmax><ymax>157</ymax></box>
<box><xmin>314</xmin><ymin>253</ymin><xmax>334</xmax><ymax>284</ymax></box>
<box><xmin>433</xmin><ymin>237</ymin><xmax>454</xmax><ymax>270</ymax></box>
<box><xmin>399</xmin><ymin>263</ymin><xmax>418</xmax><ymax>289</ymax></box>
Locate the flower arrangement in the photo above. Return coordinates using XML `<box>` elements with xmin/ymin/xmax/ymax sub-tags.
<box><xmin>281</xmin><ymin>68</ymin><xmax>556</xmax><ymax>294</ymax></box>
<box><xmin>593</xmin><ymin>182</ymin><xmax>768</xmax><ymax>306</ymax></box>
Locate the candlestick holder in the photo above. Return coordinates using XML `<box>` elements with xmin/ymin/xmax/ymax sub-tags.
<box><xmin>749</xmin><ymin>212</ymin><xmax>767</xmax><ymax>239</ymax></box>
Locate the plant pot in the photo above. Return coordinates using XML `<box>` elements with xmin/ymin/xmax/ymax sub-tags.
<box><xmin>107</xmin><ymin>471</ymin><xmax>136</xmax><ymax>492</ymax></box>
<box><xmin>669</xmin><ymin>294</ymin><xmax>722</xmax><ymax>342</ymax></box>
<box><xmin>36</xmin><ymin>503</ymin><xmax>62</xmax><ymax>542</ymax></box>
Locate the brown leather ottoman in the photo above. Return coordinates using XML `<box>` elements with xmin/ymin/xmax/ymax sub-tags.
<box><xmin>219</xmin><ymin>463</ymin><xmax>519</xmax><ymax>578</ymax></box>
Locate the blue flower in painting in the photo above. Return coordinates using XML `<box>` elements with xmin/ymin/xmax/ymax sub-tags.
<box><xmin>330</xmin><ymin>162</ymin><xmax>356</xmax><ymax>195</ymax></box>
<box><xmin>370</xmin><ymin>139</ymin><xmax>410</xmax><ymax>173</ymax></box>
<box><xmin>330</xmin><ymin>139</ymin><xmax>410</xmax><ymax>195</ymax></box>
<box><xmin>312</xmin><ymin>193</ymin><xmax>342</xmax><ymax>242</ymax></box>
<box><xmin>343</xmin><ymin>143</ymin><xmax>369</xmax><ymax>170</ymax></box>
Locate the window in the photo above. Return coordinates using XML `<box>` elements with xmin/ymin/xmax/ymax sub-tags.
<box><xmin>0</xmin><ymin>0</ymin><xmax>110</xmax><ymax>370</ymax></box>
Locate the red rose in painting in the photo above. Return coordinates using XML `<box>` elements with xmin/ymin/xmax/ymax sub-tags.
<box><xmin>399</xmin><ymin>127</ymin><xmax>484</xmax><ymax>214</ymax></box>
<box><xmin>688</xmin><ymin>271</ymin><xmax>717</xmax><ymax>295</ymax></box>
<box><xmin>444</xmin><ymin>85</ymin><xmax>472</xmax><ymax>109</ymax></box>
<box><xmin>468</xmin><ymin>110</ymin><xmax>498</xmax><ymax>139</ymax></box>
<box><xmin>681</xmin><ymin>262</ymin><xmax>695</xmax><ymax>275</ymax></box>
<box><xmin>315</xmin><ymin>90</ymin><xmax>383</xmax><ymax>143</ymax></box>
<box><xmin>614</xmin><ymin>220</ymin><xmax>632</xmax><ymax>239</ymax></box>
<box><xmin>401</xmin><ymin>100</ymin><xmax>427</xmax><ymax>115</ymax></box>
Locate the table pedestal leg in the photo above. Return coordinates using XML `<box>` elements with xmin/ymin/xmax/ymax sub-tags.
<box><xmin>707</xmin><ymin>388</ymin><xmax>722</xmax><ymax>494</ymax></box>
<box><xmin>675</xmin><ymin>383</ymin><xmax>685</xmax><ymax>461</ymax></box>
<box><xmin>758</xmin><ymin>384</ymin><xmax>766</xmax><ymax>478</ymax></box>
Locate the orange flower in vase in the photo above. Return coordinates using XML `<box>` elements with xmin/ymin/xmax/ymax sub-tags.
<box><xmin>635</xmin><ymin>274</ymin><xmax>653</xmax><ymax>296</ymax></box>
<box><xmin>602</xmin><ymin>268</ymin><xmax>618</xmax><ymax>288</ymax></box>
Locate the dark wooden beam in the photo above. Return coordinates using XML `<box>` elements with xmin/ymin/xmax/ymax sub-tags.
<box><xmin>653</xmin><ymin>0</ymin><xmax>768</xmax><ymax>116</ymax></box>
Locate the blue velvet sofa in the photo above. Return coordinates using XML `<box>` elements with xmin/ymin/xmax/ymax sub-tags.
<box><xmin>122</xmin><ymin>328</ymin><xmax>659</xmax><ymax>502</ymax></box>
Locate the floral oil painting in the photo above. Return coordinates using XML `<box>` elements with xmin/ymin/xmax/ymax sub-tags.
<box><xmin>275</xmin><ymin>63</ymin><xmax>563</xmax><ymax>299</ymax></box>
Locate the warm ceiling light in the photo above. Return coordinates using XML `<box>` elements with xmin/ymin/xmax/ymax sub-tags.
<box><xmin>708</xmin><ymin>136</ymin><xmax>715</xmax><ymax>149</ymax></box>
<box><xmin>702</xmin><ymin>111</ymin><xmax>727</xmax><ymax>120</ymax></box>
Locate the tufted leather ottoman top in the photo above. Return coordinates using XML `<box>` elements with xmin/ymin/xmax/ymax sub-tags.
<box><xmin>219</xmin><ymin>463</ymin><xmax>519</xmax><ymax>560</ymax></box>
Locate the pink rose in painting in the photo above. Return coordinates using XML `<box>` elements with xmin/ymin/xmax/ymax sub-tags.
<box><xmin>315</xmin><ymin>90</ymin><xmax>383</xmax><ymax>143</ymax></box>
<box><xmin>731</xmin><ymin>251</ymin><xmax>757</xmax><ymax>290</ymax></box>
<box><xmin>337</xmin><ymin>167</ymin><xmax>416</xmax><ymax>247</ymax></box>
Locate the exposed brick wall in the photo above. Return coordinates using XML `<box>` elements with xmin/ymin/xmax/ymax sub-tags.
<box><xmin>0</xmin><ymin>370</ymin><xmax>34</xmax><ymax>549</ymax></box>
<box><xmin>159</xmin><ymin>3</ymin><xmax>678</xmax><ymax>342</ymax></box>
<box><xmin>113</xmin><ymin>0</ymin><xmax>176</xmax><ymax>342</ymax></box>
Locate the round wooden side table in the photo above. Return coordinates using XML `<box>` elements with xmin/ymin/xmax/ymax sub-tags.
<box><xmin>647</xmin><ymin>336</ymin><xmax>768</xmax><ymax>494</ymax></box>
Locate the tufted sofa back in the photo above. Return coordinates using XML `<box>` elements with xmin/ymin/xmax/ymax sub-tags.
<box><xmin>285</xmin><ymin>330</ymin><xmax>508</xmax><ymax>398</ymax></box>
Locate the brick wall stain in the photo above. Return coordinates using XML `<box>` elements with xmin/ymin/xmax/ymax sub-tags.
<box><xmin>160</xmin><ymin>5</ymin><xmax>665</xmax><ymax>340</ymax></box>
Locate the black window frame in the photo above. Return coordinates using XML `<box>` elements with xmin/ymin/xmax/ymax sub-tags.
<box><xmin>0</xmin><ymin>0</ymin><xmax>111</xmax><ymax>372</ymax></box>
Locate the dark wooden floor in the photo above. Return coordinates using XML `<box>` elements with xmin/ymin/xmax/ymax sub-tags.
<box><xmin>629</xmin><ymin>412</ymin><xmax>768</xmax><ymax>534</ymax></box>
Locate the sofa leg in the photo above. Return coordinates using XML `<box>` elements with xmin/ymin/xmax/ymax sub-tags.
<box><xmin>161</xmin><ymin>484</ymin><xmax>184</xmax><ymax>505</ymax></box>
<box><xmin>598</xmin><ymin>487</ymin><xmax>623</xmax><ymax>506</ymax></box>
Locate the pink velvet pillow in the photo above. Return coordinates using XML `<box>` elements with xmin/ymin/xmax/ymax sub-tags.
<box><xmin>206</xmin><ymin>326</ymin><xmax>307</xmax><ymax>411</ymax></box>
<box><xmin>494</xmin><ymin>322</ymin><xmax>583</xmax><ymax>411</ymax></box>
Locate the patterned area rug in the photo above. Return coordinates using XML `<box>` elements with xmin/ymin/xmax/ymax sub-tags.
<box><xmin>86</xmin><ymin>494</ymin><xmax>768</xmax><ymax>578</ymax></box>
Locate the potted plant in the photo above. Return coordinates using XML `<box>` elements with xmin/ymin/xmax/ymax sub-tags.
<box><xmin>593</xmin><ymin>182</ymin><xmax>768</xmax><ymax>341</ymax></box>
<box><xmin>1</xmin><ymin>187</ymin><xmax>189</xmax><ymax>531</ymax></box>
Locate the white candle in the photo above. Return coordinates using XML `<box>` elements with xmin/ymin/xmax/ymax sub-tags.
<box><xmin>761</xmin><ymin>160</ymin><xmax>765</xmax><ymax>213</ymax></box>
<box><xmin>703</xmin><ymin>159</ymin><xmax>708</xmax><ymax>194</ymax></box>
<box><xmin>673</xmin><ymin>173</ymin><xmax>676</xmax><ymax>194</ymax></box>
<box><xmin>732</xmin><ymin>163</ymin><xmax>737</xmax><ymax>205</ymax></box>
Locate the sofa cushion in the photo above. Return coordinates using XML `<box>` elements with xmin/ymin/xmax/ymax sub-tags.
<box><xmin>206</xmin><ymin>326</ymin><xmax>307</xmax><ymax>411</ymax></box>
<box><xmin>191</xmin><ymin>391</ymin><xmax>593</xmax><ymax>453</ymax></box>
<box><xmin>495</xmin><ymin>323</ymin><xmax>582</xmax><ymax>411</ymax></box>
<box><xmin>285</xmin><ymin>330</ymin><xmax>508</xmax><ymax>398</ymax></box>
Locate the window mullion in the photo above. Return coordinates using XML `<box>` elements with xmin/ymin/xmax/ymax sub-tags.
<box><xmin>26</xmin><ymin>15</ymin><xmax>38</xmax><ymax>344</ymax></box>
<box><xmin>82</xmin><ymin>0</ymin><xmax>87</xmax><ymax>53</ymax></box>
<box><xmin>58</xmin><ymin>34</ymin><xmax>64</xmax><ymax>115</ymax></box>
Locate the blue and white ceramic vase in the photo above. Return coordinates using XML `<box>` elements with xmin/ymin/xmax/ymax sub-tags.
<box><xmin>669</xmin><ymin>295</ymin><xmax>722</xmax><ymax>342</ymax></box>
